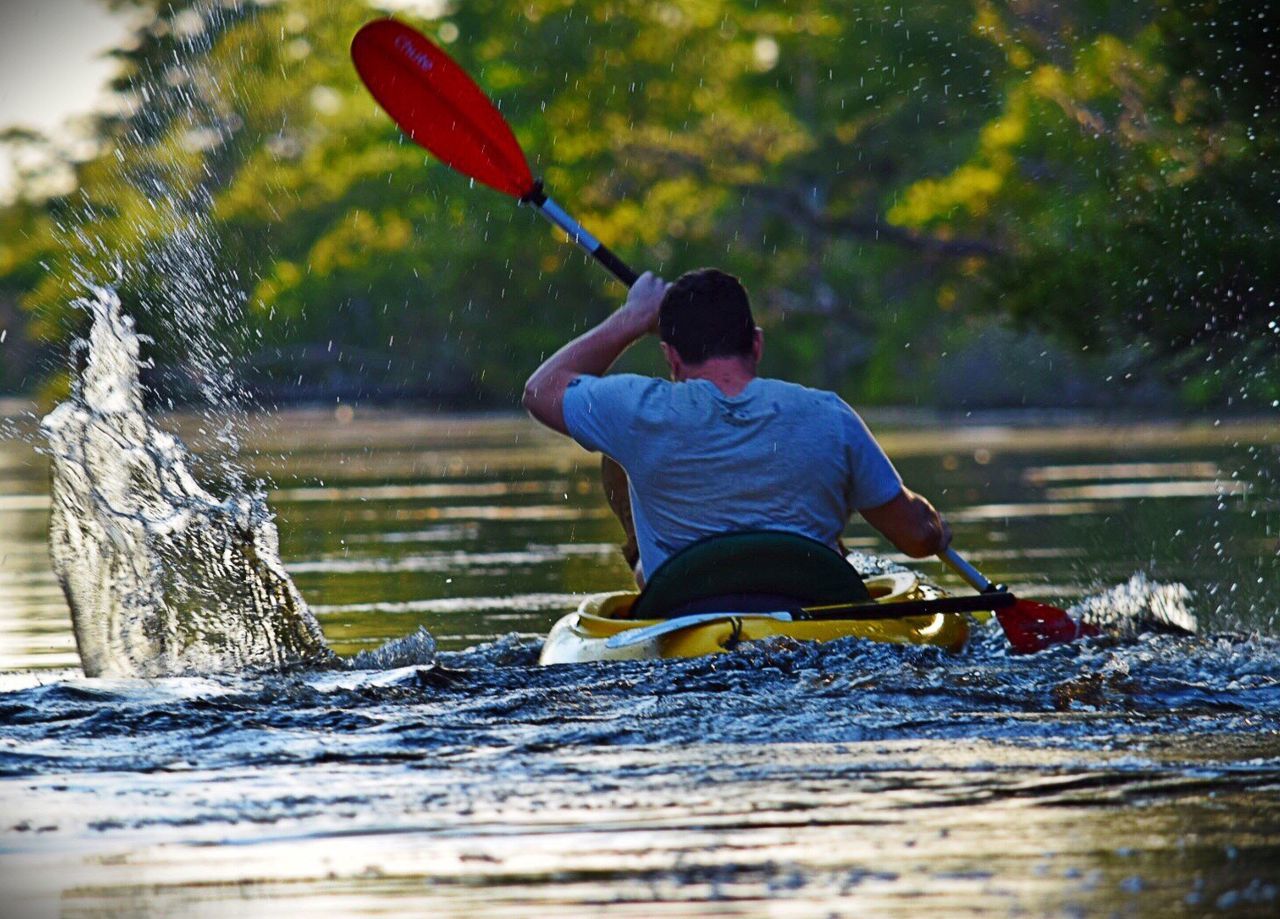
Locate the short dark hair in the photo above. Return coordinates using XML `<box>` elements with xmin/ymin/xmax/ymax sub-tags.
<box><xmin>658</xmin><ymin>268</ymin><xmax>756</xmax><ymax>363</ymax></box>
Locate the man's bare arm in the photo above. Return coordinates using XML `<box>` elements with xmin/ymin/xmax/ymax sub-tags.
<box><xmin>858</xmin><ymin>488</ymin><xmax>952</xmax><ymax>558</ymax></box>
<box><xmin>522</xmin><ymin>272</ymin><xmax>668</xmax><ymax>435</ymax></box>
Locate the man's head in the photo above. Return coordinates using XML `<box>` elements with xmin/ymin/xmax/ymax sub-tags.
<box><xmin>658</xmin><ymin>269</ymin><xmax>760</xmax><ymax>374</ymax></box>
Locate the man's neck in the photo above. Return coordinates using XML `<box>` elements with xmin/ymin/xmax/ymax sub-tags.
<box><xmin>680</xmin><ymin>358</ymin><xmax>757</xmax><ymax>397</ymax></box>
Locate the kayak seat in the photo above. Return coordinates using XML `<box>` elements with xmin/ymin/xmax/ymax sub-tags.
<box><xmin>628</xmin><ymin>530</ymin><xmax>870</xmax><ymax>620</ymax></box>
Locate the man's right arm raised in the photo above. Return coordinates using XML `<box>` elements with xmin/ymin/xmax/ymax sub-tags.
<box><xmin>522</xmin><ymin>271</ymin><xmax>668</xmax><ymax>435</ymax></box>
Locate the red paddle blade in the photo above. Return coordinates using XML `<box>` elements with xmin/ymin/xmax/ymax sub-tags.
<box><xmin>996</xmin><ymin>600</ymin><xmax>1101</xmax><ymax>654</ymax></box>
<box><xmin>351</xmin><ymin>19</ymin><xmax>535</xmax><ymax>199</ymax></box>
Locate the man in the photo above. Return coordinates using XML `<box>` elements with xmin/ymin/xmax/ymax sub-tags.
<box><xmin>522</xmin><ymin>268</ymin><xmax>951</xmax><ymax>585</ymax></box>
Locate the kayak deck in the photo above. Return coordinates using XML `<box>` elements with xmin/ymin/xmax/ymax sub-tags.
<box><xmin>539</xmin><ymin>570</ymin><xmax>971</xmax><ymax>665</ymax></box>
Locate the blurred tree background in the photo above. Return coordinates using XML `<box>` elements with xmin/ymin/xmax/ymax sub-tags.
<box><xmin>0</xmin><ymin>0</ymin><xmax>1275</xmax><ymax>409</ymax></box>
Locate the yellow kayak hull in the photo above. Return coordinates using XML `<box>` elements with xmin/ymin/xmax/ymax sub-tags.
<box><xmin>539</xmin><ymin>570</ymin><xmax>970</xmax><ymax>665</ymax></box>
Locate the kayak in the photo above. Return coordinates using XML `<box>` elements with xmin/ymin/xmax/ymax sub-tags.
<box><xmin>538</xmin><ymin>566</ymin><xmax>971</xmax><ymax>665</ymax></box>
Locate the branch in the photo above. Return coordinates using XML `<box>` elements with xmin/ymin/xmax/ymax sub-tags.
<box><xmin>822</xmin><ymin>213</ymin><xmax>1003</xmax><ymax>258</ymax></box>
<box><xmin>739</xmin><ymin>183</ymin><xmax>1004</xmax><ymax>259</ymax></box>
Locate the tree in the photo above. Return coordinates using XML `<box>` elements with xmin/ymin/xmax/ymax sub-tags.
<box><xmin>3</xmin><ymin>0</ymin><xmax>1271</xmax><ymax>407</ymax></box>
<box><xmin>890</xmin><ymin>0</ymin><xmax>1280</xmax><ymax>405</ymax></box>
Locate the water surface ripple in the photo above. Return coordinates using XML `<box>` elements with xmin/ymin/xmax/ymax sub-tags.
<box><xmin>3</xmin><ymin>630</ymin><xmax>1279</xmax><ymax>915</ymax></box>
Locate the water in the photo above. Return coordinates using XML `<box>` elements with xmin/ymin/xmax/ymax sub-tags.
<box><xmin>1</xmin><ymin>305</ymin><xmax>1279</xmax><ymax>913</ymax></box>
<box><xmin>2</xmin><ymin>635</ymin><xmax>1279</xmax><ymax>915</ymax></box>
<box><xmin>42</xmin><ymin>287</ymin><xmax>333</xmax><ymax>678</ymax></box>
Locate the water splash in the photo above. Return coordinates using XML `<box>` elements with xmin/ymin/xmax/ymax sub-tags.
<box><xmin>349</xmin><ymin>627</ymin><xmax>438</xmax><ymax>671</ymax></box>
<box><xmin>41</xmin><ymin>286</ymin><xmax>336</xmax><ymax>678</ymax></box>
<box><xmin>1073</xmin><ymin>574</ymin><xmax>1199</xmax><ymax>639</ymax></box>
<box><xmin>25</xmin><ymin>2</ymin><xmax>446</xmax><ymax>678</ymax></box>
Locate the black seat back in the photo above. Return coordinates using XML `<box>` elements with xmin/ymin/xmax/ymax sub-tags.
<box><xmin>628</xmin><ymin>530</ymin><xmax>869</xmax><ymax>620</ymax></box>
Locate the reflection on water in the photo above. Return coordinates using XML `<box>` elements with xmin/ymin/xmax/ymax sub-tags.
<box><xmin>1023</xmin><ymin>461</ymin><xmax>1225</xmax><ymax>483</ymax></box>
<box><xmin>948</xmin><ymin>500</ymin><xmax>1106</xmax><ymax>521</ymax></box>
<box><xmin>1</xmin><ymin>633</ymin><xmax>1279</xmax><ymax>915</ymax></box>
<box><xmin>272</xmin><ymin>480</ymin><xmax>570</xmax><ymax>502</ymax></box>
<box><xmin>1044</xmin><ymin>480</ymin><xmax>1247</xmax><ymax>500</ymax></box>
<box><xmin>1</xmin><ymin>410</ymin><xmax>1278</xmax><ymax>914</ymax></box>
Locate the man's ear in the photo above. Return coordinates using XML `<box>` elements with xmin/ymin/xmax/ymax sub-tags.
<box><xmin>659</xmin><ymin>341</ymin><xmax>684</xmax><ymax>380</ymax></box>
<box><xmin>751</xmin><ymin>327</ymin><xmax>764</xmax><ymax>365</ymax></box>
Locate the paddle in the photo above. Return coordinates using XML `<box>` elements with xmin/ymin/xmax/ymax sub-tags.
<box><xmin>604</xmin><ymin>591</ymin><xmax>1016</xmax><ymax>651</ymax></box>
<box><xmin>351</xmin><ymin>22</ymin><xmax>1100</xmax><ymax>656</ymax></box>
<box><xmin>605</xmin><ymin>555</ymin><xmax>1096</xmax><ymax>654</ymax></box>
<box><xmin>939</xmin><ymin>548</ymin><xmax>1099</xmax><ymax>653</ymax></box>
<box><xmin>350</xmin><ymin>18</ymin><xmax>638</xmax><ymax>285</ymax></box>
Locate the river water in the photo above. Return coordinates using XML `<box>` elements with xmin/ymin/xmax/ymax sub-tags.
<box><xmin>1</xmin><ymin>403</ymin><xmax>1278</xmax><ymax>916</ymax></box>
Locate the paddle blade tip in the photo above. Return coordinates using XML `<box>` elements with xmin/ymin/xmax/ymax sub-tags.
<box><xmin>350</xmin><ymin>18</ymin><xmax>535</xmax><ymax>199</ymax></box>
<box><xmin>997</xmin><ymin>600</ymin><xmax>1099</xmax><ymax>654</ymax></box>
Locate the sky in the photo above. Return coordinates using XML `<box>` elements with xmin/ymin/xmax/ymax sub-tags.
<box><xmin>0</xmin><ymin>0</ymin><xmax>451</xmax><ymax>201</ymax></box>
<box><xmin>0</xmin><ymin>0</ymin><xmax>135</xmax><ymax>200</ymax></box>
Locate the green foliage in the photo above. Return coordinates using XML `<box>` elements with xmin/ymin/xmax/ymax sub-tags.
<box><xmin>891</xmin><ymin>0</ymin><xmax>1280</xmax><ymax>406</ymax></box>
<box><xmin>0</xmin><ymin>0</ymin><xmax>1274</xmax><ymax>407</ymax></box>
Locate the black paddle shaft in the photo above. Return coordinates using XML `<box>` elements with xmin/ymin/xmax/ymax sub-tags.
<box><xmin>798</xmin><ymin>590</ymin><xmax>1017</xmax><ymax>621</ymax></box>
<box><xmin>522</xmin><ymin>182</ymin><xmax>639</xmax><ymax>286</ymax></box>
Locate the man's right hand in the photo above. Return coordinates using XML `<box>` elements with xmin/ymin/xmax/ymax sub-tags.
<box><xmin>617</xmin><ymin>271</ymin><xmax>669</xmax><ymax>336</ymax></box>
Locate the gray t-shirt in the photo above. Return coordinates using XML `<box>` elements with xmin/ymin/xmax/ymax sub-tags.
<box><xmin>562</xmin><ymin>374</ymin><xmax>902</xmax><ymax>578</ymax></box>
